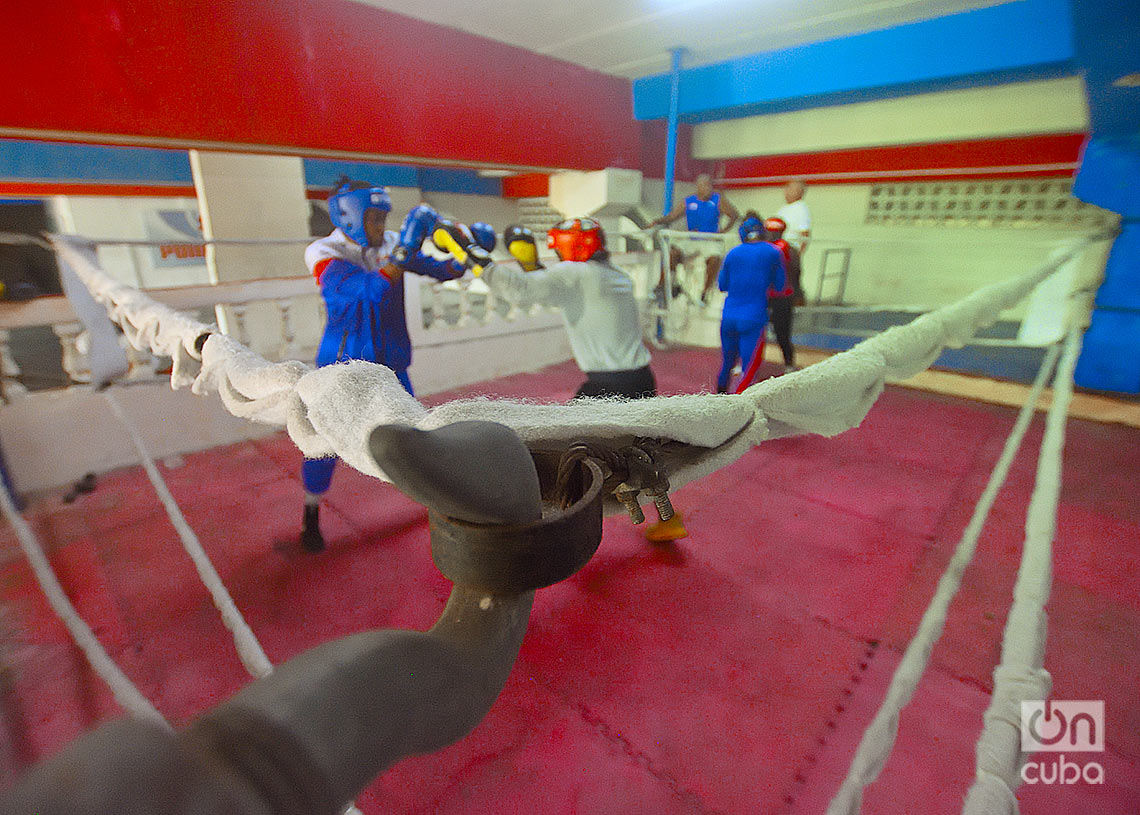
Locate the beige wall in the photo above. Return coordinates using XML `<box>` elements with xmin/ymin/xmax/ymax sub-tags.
<box><xmin>694</xmin><ymin>77</ymin><xmax>1089</xmax><ymax>160</ymax></box>
<box><xmin>722</xmin><ymin>183</ymin><xmax>1108</xmax><ymax>314</ymax></box>
<box><xmin>191</xmin><ymin>151</ymin><xmax>311</xmax><ymax>279</ymax></box>
<box><xmin>420</xmin><ymin>191</ymin><xmax>521</xmax><ymax>233</ymax></box>
<box><xmin>692</xmin><ymin>76</ymin><xmax>1102</xmax><ymax>315</ymax></box>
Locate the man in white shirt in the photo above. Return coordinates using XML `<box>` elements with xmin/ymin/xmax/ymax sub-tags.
<box><xmin>482</xmin><ymin>217</ymin><xmax>655</xmax><ymax>399</ymax></box>
<box><xmin>775</xmin><ymin>180</ymin><xmax>811</xmax><ymax>256</ymax></box>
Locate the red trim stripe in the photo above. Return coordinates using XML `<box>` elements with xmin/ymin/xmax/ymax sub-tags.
<box><xmin>312</xmin><ymin>257</ymin><xmax>333</xmax><ymax>283</ymax></box>
<box><xmin>720</xmin><ymin>133</ymin><xmax>1086</xmax><ymax>187</ymax></box>
<box><xmin>0</xmin><ymin>181</ymin><xmax>197</xmax><ymax>198</ymax></box>
<box><xmin>502</xmin><ymin>174</ymin><xmax>551</xmax><ymax>199</ymax></box>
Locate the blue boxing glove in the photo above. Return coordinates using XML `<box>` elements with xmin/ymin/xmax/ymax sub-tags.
<box><xmin>391</xmin><ymin>204</ymin><xmax>438</xmax><ymax>266</ymax></box>
<box><xmin>470</xmin><ymin>222</ymin><xmax>496</xmax><ymax>253</ymax></box>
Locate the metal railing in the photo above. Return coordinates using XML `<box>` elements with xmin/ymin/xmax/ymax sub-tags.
<box><xmin>0</xmin><ymin>237</ymin><xmax>662</xmax><ymax>401</ymax></box>
<box><xmin>0</xmin><ymin>274</ymin><xmax>318</xmax><ymax>399</ymax></box>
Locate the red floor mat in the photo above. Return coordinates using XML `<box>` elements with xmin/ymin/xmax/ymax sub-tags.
<box><xmin>1</xmin><ymin>348</ymin><xmax>1138</xmax><ymax>812</ymax></box>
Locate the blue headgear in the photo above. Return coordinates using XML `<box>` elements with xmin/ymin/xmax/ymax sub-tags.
<box><xmin>470</xmin><ymin>222</ymin><xmax>496</xmax><ymax>252</ymax></box>
<box><xmin>738</xmin><ymin>216</ymin><xmax>764</xmax><ymax>242</ymax></box>
<box><xmin>328</xmin><ymin>183</ymin><xmax>392</xmax><ymax>246</ymax></box>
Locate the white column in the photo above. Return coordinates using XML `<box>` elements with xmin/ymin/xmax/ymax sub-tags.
<box><xmin>190</xmin><ymin>151</ymin><xmax>317</xmax><ymax>358</ymax></box>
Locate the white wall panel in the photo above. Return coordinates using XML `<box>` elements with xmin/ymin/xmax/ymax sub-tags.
<box><xmin>694</xmin><ymin>78</ymin><xmax>1089</xmax><ymax>159</ymax></box>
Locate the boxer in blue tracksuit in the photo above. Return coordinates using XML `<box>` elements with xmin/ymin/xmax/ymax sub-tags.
<box><xmin>300</xmin><ymin>179</ymin><xmax>465</xmax><ymax>552</ymax></box>
<box><xmin>716</xmin><ymin>215</ymin><xmax>785</xmax><ymax>393</ymax></box>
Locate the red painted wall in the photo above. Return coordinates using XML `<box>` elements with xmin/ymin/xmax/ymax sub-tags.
<box><xmin>639</xmin><ymin>121</ymin><xmax>712</xmax><ymax>181</ymax></box>
<box><xmin>2</xmin><ymin>0</ymin><xmax>648</xmax><ymax>173</ymax></box>
<box><xmin>719</xmin><ymin>134</ymin><xmax>1086</xmax><ymax>187</ymax></box>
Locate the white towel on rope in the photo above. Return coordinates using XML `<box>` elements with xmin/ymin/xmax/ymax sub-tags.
<box><xmin>48</xmin><ymin>232</ymin><xmax>1102</xmax><ymax>509</ymax></box>
<box><xmin>53</xmin><ymin>238</ymin><xmax>210</xmax><ymax>390</ymax></box>
<box><xmin>744</xmin><ymin>345</ymin><xmax>887</xmax><ymax>438</ymax></box>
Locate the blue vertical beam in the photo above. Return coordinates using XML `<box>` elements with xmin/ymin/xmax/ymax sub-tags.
<box><xmin>661</xmin><ymin>47</ymin><xmax>684</xmax><ymax>216</ymax></box>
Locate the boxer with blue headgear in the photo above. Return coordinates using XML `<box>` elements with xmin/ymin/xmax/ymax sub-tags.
<box><xmin>328</xmin><ymin>180</ymin><xmax>392</xmax><ymax>247</ymax></box>
<box><xmin>299</xmin><ymin>179</ymin><xmax>465</xmax><ymax>552</ymax></box>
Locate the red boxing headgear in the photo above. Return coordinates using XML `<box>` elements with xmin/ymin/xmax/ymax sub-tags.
<box><xmin>764</xmin><ymin>217</ymin><xmax>787</xmax><ymax>237</ymax></box>
<box><xmin>548</xmin><ymin>217</ymin><xmax>604</xmax><ymax>262</ymax></box>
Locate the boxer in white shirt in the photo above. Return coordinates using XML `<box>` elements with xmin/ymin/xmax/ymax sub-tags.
<box><xmin>482</xmin><ymin>217</ymin><xmax>655</xmax><ymax>400</ymax></box>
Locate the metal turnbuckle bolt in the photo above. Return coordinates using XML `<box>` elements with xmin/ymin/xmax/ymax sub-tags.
<box><xmin>614</xmin><ymin>484</ymin><xmax>645</xmax><ymax>524</ymax></box>
<box><xmin>649</xmin><ymin>490</ymin><xmax>675</xmax><ymax>522</ymax></box>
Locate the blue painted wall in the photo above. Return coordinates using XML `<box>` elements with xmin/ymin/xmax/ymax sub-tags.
<box><xmin>0</xmin><ymin>139</ymin><xmax>192</xmax><ymax>183</ymax></box>
<box><xmin>0</xmin><ymin>139</ymin><xmax>505</xmax><ymax>197</ymax></box>
<box><xmin>416</xmin><ymin>167</ymin><xmax>502</xmax><ymax>196</ymax></box>
<box><xmin>302</xmin><ymin>159</ymin><xmax>419</xmax><ymax>190</ymax></box>
<box><xmin>1069</xmin><ymin>0</ymin><xmax>1140</xmax><ymax>138</ymax></box>
<box><xmin>633</xmin><ymin>0</ymin><xmax>1077</xmax><ymax>123</ymax></box>
<box><xmin>1069</xmin><ymin>1</ymin><xmax>1140</xmax><ymax>393</ymax></box>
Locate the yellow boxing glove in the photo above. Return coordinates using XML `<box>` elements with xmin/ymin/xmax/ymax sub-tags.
<box><xmin>503</xmin><ymin>224</ymin><xmax>542</xmax><ymax>271</ymax></box>
<box><xmin>432</xmin><ymin>220</ymin><xmax>492</xmax><ymax>277</ymax></box>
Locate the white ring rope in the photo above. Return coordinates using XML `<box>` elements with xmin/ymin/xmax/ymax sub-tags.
<box><xmin>0</xmin><ymin>391</ymin><xmax>274</xmax><ymax>728</ymax></box>
<box><xmin>961</xmin><ymin>325</ymin><xmax>1083</xmax><ymax>814</ymax></box>
<box><xmin>102</xmin><ymin>389</ymin><xmax>274</xmax><ymax>679</ymax></box>
<box><xmin>0</xmin><ymin>475</ymin><xmax>169</xmax><ymax>728</ymax></box>
<box><xmin>0</xmin><ymin>233</ymin><xmax>312</xmax><ymax>249</ymax></box>
<box><xmin>826</xmin><ymin>341</ymin><xmax>1063</xmax><ymax>815</ymax></box>
<box><xmin>77</xmin><ymin>237</ymin><xmax>316</xmax><ymax>247</ymax></box>
<box><xmin>2</xmin><ymin>379</ymin><xmax>359</xmax><ymax>810</ymax></box>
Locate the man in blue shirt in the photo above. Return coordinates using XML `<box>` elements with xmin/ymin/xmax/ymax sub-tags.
<box><xmin>650</xmin><ymin>174</ymin><xmax>740</xmax><ymax>303</ymax></box>
<box><xmin>716</xmin><ymin>215</ymin><xmax>785</xmax><ymax>393</ymax></box>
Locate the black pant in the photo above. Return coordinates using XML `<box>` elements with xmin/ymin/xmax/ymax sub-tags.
<box><xmin>575</xmin><ymin>366</ymin><xmax>657</xmax><ymax>399</ymax></box>
<box><xmin>769</xmin><ymin>297</ymin><xmax>795</xmax><ymax>367</ymax></box>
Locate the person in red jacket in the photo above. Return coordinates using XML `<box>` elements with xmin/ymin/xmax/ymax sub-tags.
<box><xmin>764</xmin><ymin>216</ymin><xmax>802</xmax><ymax>373</ymax></box>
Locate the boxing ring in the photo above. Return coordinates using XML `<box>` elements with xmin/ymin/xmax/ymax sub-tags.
<box><xmin>0</xmin><ymin>229</ymin><xmax>1119</xmax><ymax>813</ymax></box>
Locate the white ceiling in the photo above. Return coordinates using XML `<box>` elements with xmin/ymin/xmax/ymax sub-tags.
<box><xmin>354</xmin><ymin>0</ymin><xmax>1009</xmax><ymax>79</ymax></box>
